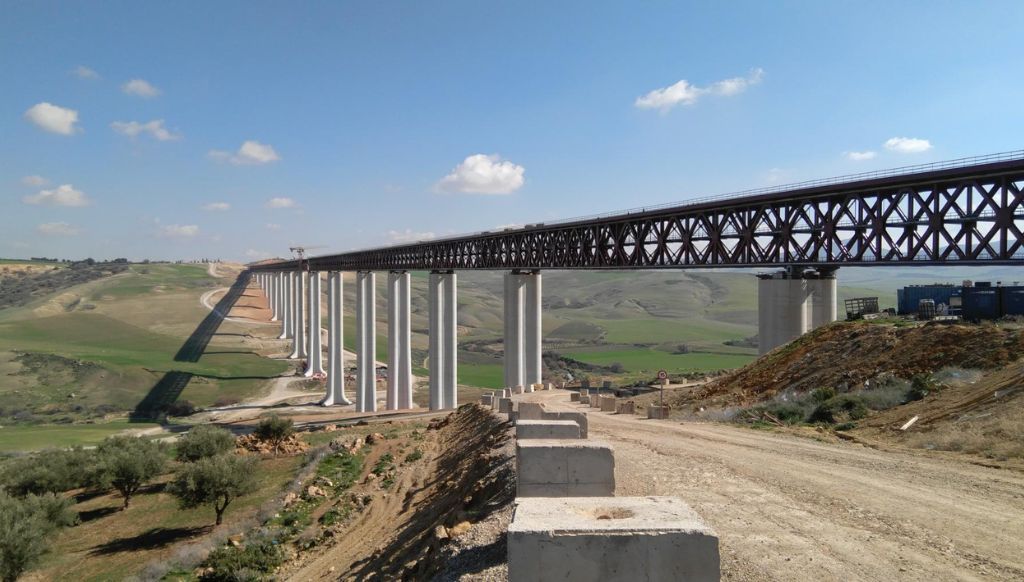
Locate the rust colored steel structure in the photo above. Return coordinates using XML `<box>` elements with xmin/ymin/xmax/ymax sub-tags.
<box><xmin>252</xmin><ymin>154</ymin><xmax>1024</xmax><ymax>272</ymax></box>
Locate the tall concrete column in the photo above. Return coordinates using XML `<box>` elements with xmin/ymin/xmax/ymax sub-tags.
<box><xmin>324</xmin><ymin>271</ymin><xmax>351</xmax><ymax>406</ymax></box>
<box><xmin>270</xmin><ymin>272</ymin><xmax>279</xmax><ymax>322</ymax></box>
<box><xmin>503</xmin><ymin>272</ymin><xmax>525</xmax><ymax>388</ymax></box>
<box><xmin>288</xmin><ymin>270</ymin><xmax>307</xmax><ymax>359</ymax></box>
<box><xmin>355</xmin><ymin>271</ymin><xmax>377</xmax><ymax>413</ymax></box>
<box><xmin>429</xmin><ymin>271</ymin><xmax>458</xmax><ymax>410</ymax></box>
<box><xmin>523</xmin><ymin>272</ymin><xmax>543</xmax><ymax>387</ymax></box>
<box><xmin>305</xmin><ymin>271</ymin><xmax>325</xmax><ymax>377</ymax></box>
<box><xmin>279</xmin><ymin>271</ymin><xmax>293</xmax><ymax>340</ymax></box>
<box><xmin>387</xmin><ymin>271</ymin><xmax>413</xmax><ymax>410</ymax></box>
<box><xmin>810</xmin><ymin>267</ymin><xmax>838</xmax><ymax>329</ymax></box>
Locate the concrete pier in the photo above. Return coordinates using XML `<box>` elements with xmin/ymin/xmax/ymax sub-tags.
<box><xmin>504</xmin><ymin>271</ymin><xmax>542</xmax><ymax>390</ymax></box>
<box><xmin>304</xmin><ymin>271</ymin><xmax>325</xmax><ymax>377</ymax></box>
<box><xmin>269</xmin><ymin>272</ymin><xmax>279</xmax><ymax>322</ymax></box>
<box><xmin>757</xmin><ymin>267</ymin><xmax>839</xmax><ymax>355</ymax></box>
<box><xmin>288</xmin><ymin>270</ymin><xmax>307</xmax><ymax>359</ymax></box>
<box><xmin>387</xmin><ymin>271</ymin><xmax>413</xmax><ymax>410</ymax></box>
<box><xmin>428</xmin><ymin>271</ymin><xmax>458</xmax><ymax>410</ymax></box>
<box><xmin>324</xmin><ymin>271</ymin><xmax>350</xmax><ymax>406</ymax></box>
<box><xmin>355</xmin><ymin>271</ymin><xmax>377</xmax><ymax>412</ymax></box>
<box><xmin>278</xmin><ymin>271</ymin><xmax>292</xmax><ymax>340</ymax></box>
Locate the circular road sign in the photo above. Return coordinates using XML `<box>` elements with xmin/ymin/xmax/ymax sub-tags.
<box><xmin>657</xmin><ymin>369</ymin><xmax>668</xmax><ymax>380</ymax></box>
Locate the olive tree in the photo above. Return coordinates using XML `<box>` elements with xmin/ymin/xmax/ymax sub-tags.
<box><xmin>95</xmin><ymin>436</ymin><xmax>167</xmax><ymax>510</ymax></box>
<box><xmin>175</xmin><ymin>425</ymin><xmax>235</xmax><ymax>462</ymax></box>
<box><xmin>0</xmin><ymin>492</ymin><xmax>77</xmax><ymax>582</ymax></box>
<box><xmin>169</xmin><ymin>455</ymin><xmax>258</xmax><ymax>526</ymax></box>
<box><xmin>254</xmin><ymin>415</ymin><xmax>293</xmax><ymax>454</ymax></box>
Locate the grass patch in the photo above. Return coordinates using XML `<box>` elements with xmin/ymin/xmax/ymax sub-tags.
<box><xmin>0</xmin><ymin>420</ymin><xmax>161</xmax><ymax>452</ymax></box>
<box><xmin>458</xmin><ymin>362</ymin><xmax>504</xmax><ymax>388</ymax></box>
<box><xmin>562</xmin><ymin>347</ymin><xmax>754</xmax><ymax>374</ymax></box>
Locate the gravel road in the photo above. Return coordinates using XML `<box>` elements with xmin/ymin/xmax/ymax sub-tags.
<box><xmin>523</xmin><ymin>390</ymin><xmax>1024</xmax><ymax>581</ymax></box>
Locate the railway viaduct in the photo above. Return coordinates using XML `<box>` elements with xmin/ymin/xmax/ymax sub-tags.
<box><xmin>248</xmin><ymin>151</ymin><xmax>1024</xmax><ymax>410</ymax></box>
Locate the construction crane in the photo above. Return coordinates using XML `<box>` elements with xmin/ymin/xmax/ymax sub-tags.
<box><xmin>289</xmin><ymin>245</ymin><xmax>325</xmax><ymax>270</ymax></box>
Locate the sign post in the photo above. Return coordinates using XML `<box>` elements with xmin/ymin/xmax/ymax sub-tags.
<box><xmin>657</xmin><ymin>370</ymin><xmax>668</xmax><ymax>406</ymax></box>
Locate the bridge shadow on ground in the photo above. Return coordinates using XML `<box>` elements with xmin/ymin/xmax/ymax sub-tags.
<box><xmin>175</xmin><ymin>271</ymin><xmax>252</xmax><ymax>362</ymax></box>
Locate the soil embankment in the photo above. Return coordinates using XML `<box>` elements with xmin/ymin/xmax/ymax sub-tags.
<box><xmin>284</xmin><ymin>405</ymin><xmax>513</xmax><ymax>580</ymax></box>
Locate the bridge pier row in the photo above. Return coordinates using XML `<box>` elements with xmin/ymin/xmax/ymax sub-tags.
<box><xmin>387</xmin><ymin>271</ymin><xmax>414</xmax><ymax>410</ymax></box>
<box><xmin>504</xmin><ymin>271</ymin><xmax>542</xmax><ymax>389</ymax></box>
<box><xmin>278</xmin><ymin>272</ymin><xmax>292</xmax><ymax>340</ymax></box>
<box><xmin>305</xmin><ymin>272</ymin><xmax>325</xmax><ymax>377</ymax></box>
<box><xmin>323</xmin><ymin>271</ymin><xmax>351</xmax><ymax>406</ymax></box>
<box><xmin>355</xmin><ymin>271</ymin><xmax>377</xmax><ymax>413</ymax></box>
<box><xmin>288</xmin><ymin>270</ymin><xmax>307</xmax><ymax>359</ymax></box>
<box><xmin>757</xmin><ymin>267</ymin><xmax>838</xmax><ymax>355</ymax></box>
<box><xmin>428</xmin><ymin>271</ymin><xmax>458</xmax><ymax>410</ymax></box>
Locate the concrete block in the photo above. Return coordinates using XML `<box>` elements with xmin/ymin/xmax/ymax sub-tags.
<box><xmin>518</xmin><ymin>402</ymin><xmax>546</xmax><ymax>420</ymax></box>
<box><xmin>516</xmin><ymin>440</ymin><xmax>614</xmax><ymax>498</ymax></box>
<box><xmin>589</xmin><ymin>394</ymin><xmax>603</xmax><ymax>408</ymax></box>
<box><xmin>516</xmin><ymin>420</ymin><xmax>581</xmax><ymax>440</ymax></box>
<box><xmin>513</xmin><ymin>385</ymin><xmax>525</xmax><ymax>395</ymax></box>
<box><xmin>578</xmin><ymin>395</ymin><xmax>590</xmax><ymax>405</ymax></box>
<box><xmin>543</xmin><ymin>383</ymin><xmax>554</xmax><ymax>390</ymax></box>
<box><xmin>508</xmin><ymin>496</ymin><xmax>720</xmax><ymax>582</ymax></box>
<box><xmin>615</xmin><ymin>401</ymin><xmax>636</xmax><ymax>415</ymax></box>
<box><xmin>569</xmin><ymin>392</ymin><xmax>581</xmax><ymax>402</ymax></box>
<box><xmin>599</xmin><ymin>395</ymin><xmax>617</xmax><ymax>412</ymax></box>
<box><xmin>480</xmin><ymin>394</ymin><xmax>494</xmax><ymax>406</ymax></box>
<box><xmin>648</xmin><ymin>405</ymin><xmax>671</xmax><ymax>419</ymax></box>
<box><xmin>502</xmin><ymin>388</ymin><xmax>512</xmax><ymax>398</ymax></box>
<box><xmin>543</xmin><ymin>411</ymin><xmax>588</xmax><ymax>438</ymax></box>
<box><xmin>524</xmin><ymin>384</ymin><xmax>534</xmax><ymax>393</ymax></box>
<box><xmin>498</xmin><ymin>397</ymin><xmax>513</xmax><ymax>413</ymax></box>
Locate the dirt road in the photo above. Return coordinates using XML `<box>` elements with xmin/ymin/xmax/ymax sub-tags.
<box><xmin>523</xmin><ymin>390</ymin><xmax>1024</xmax><ymax>581</ymax></box>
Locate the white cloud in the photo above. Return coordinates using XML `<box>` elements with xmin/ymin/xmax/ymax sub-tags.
<box><xmin>635</xmin><ymin>68</ymin><xmax>764</xmax><ymax>112</ymax></box>
<box><xmin>845</xmin><ymin>150</ymin><xmax>877</xmax><ymax>161</ymax></box>
<box><xmin>436</xmin><ymin>154</ymin><xmax>525</xmax><ymax>195</ymax></box>
<box><xmin>202</xmin><ymin>202</ymin><xmax>230</xmax><ymax>211</ymax></box>
<box><xmin>245</xmin><ymin>249</ymin><xmax>272</xmax><ymax>259</ymax></box>
<box><xmin>265</xmin><ymin>197</ymin><xmax>296</xmax><ymax>209</ymax></box>
<box><xmin>764</xmin><ymin>167</ymin><xmax>786</xmax><ymax>184</ymax></box>
<box><xmin>37</xmin><ymin>222</ymin><xmax>80</xmax><ymax>236</ymax></box>
<box><xmin>22</xmin><ymin>184</ymin><xmax>91</xmax><ymax>207</ymax></box>
<box><xmin>209</xmin><ymin>140</ymin><xmax>280</xmax><ymax>165</ymax></box>
<box><xmin>884</xmin><ymin>137</ymin><xmax>932</xmax><ymax>154</ymax></box>
<box><xmin>21</xmin><ymin>175</ymin><xmax>49</xmax><ymax>187</ymax></box>
<box><xmin>388</xmin><ymin>229</ymin><xmax>437</xmax><ymax>244</ymax></box>
<box><xmin>121</xmin><ymin>78</ymin><xmax>161</xmax><ymax>98</ymax></box>
<box><xmin>111</xmin><ymin>119</ymin><xmax>181</xmax><ymax>141</ymax></box>
<box><xmin>73</xmin><ymin>65</ymin><xmax>99</xmax><ymax>80</ymax></box>
<box><xmin>158</xmin><ymin>224</ymin><xmax>199</xmax><ymax>238</ymax></box>
<box><xmin>24</xmin><ymin>102</ymin><xmax>80</xmax><ymax>135</ymax></box>
<box><xmin>265</xmin><ymin>223</ymin><xmax>282</xmax><ymax>231</ymax></box>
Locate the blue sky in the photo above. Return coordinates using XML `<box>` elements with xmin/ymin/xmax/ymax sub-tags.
<box><xmin>2</xmin><ymin>1</ymin><xmax>1023</xmax><ymax>262</ymax></box>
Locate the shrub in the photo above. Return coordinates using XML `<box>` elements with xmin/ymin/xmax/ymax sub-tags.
<box><xmin>0</xmin><ymin>492</ymin><xmax>77</xmax><ymax>582</ymax></box>
<box><xmin>761</xmin><ymin>402</ymin><xmax>807</xmax><ymax>425</ymax></box>
<box><xmin>0</xmin><ymin>447</ymin><xmax>96</xmax><ymax>496</ymax></box>
<box><xmin>95</xmin><ymin>436</ymin><xmax>168</xmax><ymax>510</ymax></box>
<box><xmin>200</xmin><ymin>536</ymin><xmax>284</xmax><ymax>581</ymax></box>
<box><xmin>254</xmin><ymin>415</ymin><xmax>294</xmax><ymax>454</ymax></box>
<box><xmin>176</xmin><ymin>425</ymin><xmax>235</xmax><ymax>463</ymax></box>
<box><xmin>904</xmin><ymin>374</ymin><xmax>936</xmax><ymax>403</ymax></box>
<box><xmin>169</xmin><ymin>455</ymin><xmax>258</xmax><ymax>526</ymax></box>
<box><xmin>810</xmin><ymin>387</ymin><xmax>836</xmax><ymax>403</ymax></box>
<box><xmin>404</xmin><ymin>449</ymin><xmax>423</xmax><ymax>463</ymax></box>
<box><xmin>808</xmin><ymin>395</ymin><xmax>869</xmax><ymax>424</ymax></box>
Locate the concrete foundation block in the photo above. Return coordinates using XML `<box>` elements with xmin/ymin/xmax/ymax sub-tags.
<box><xmin>599</xmin><ymin>395</ymin><xmax>618</xmax><ymax>412</ymax></box>
<box><xmin>578</xmin><ymin>395</ymin><xmax>590</xmax><ymax>405</ymax></box>
<box><xmin>516</xmin><ymin>419</ymin><xmax>581</xmax><ymax>440</ymax></box>
<box><xmin>508</xmin><ymin>496</ymin><xmax>720</xmax><ymax>582</ymax></box>
<box><xmin>480</xmin><ymin>394</ymin><xmax>494</xmax><ymax>406</ymax></box>
<box><xmin>502</xmin><ymin>388</ymin><xmax>512</xmax><ymax>398</ymax></box>
<box><xmin>648</xmin><ymin>405</ymin><xmax>671</xmax><ymax>419</ymax></box>
<box><xmin>498</xmin><ymin>397</ymin><xmax>513</xmax><ymax>414</ymax></box>
<box><xmin>615</xmin><ymin>401</ymin><xmax>636</xmax><ymax>415</ymax></box>
<box><xmin>543</xmin><ymin>383</ymin><xmax>554</xmax><ymax>390</ymax></box>
<box><xmin>518</xmin><ymin>402</ymin><xmax>546</xmax><ymax>420</ymax></box>
<box><xmin>513</xmin><ymin>385</ymin><xmax>525</xmax><ymax>395</ymax></box>
<box><xmin>543</xmin><ymin>411</ymin><xmax>588</xmax><ymax>438</ymax></box>
<box><xmin>524</xmin><ymin>384</ymin><xmax>534</xmax><ymax>393</ymax></box>
<box><xmin>570</xmin><ymin>392</ymin><xmax>581</xmax><ymax>402</ymax></box>
<box><xmin>516</xmin><ymin>440</ymin><xmax>614</xmax><ymax>498</ymax></box>
<box><xmin>589</xmin><ymin>395</ymin><xmax>603</xmax><ymax>408</ymax></box>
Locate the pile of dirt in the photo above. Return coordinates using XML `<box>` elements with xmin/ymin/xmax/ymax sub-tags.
<box><xmin>675</xmin><ymin>321</ymin><xmax>1024</xmax><ymax>410</ymax></box>
<box><xmin>235</xmin><ymin>432</ymin><xmax>310</xmax><ymax>455</ymax></box>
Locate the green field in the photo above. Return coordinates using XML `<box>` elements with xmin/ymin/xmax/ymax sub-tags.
<box><xmin>0</xmin><ymin>420</ymin><xmax>161</xmax><ymax>452</ymax></box>
<box><xmin>564</xmin><ymin>346</ymin><xmax>756</xmax><ymax>374</ymax></box>
<box><xmin>457</xmin><ymin>362</ymin><xmax>504</xmax><ymax>389</ymax></box>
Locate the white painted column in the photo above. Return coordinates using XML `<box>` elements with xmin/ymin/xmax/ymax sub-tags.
<box><xmin>356</xmin><ymin>271</ymin><xmax>377</xmax><ymax>413</ymax></box>
<box><xmin>288</xmin><ymin>270</ymin><xmax>306</xmax><ymax>359</ymax></box>
<box><xmin>523</xmin><ymin>272</ymin><xmax>542</xmax><ymax>387</ymax></box>
<box><xmin>324</xmin><ymin>271</ymin><xmax>351</xmax><ymax>406</ymax></box>
<box><xmin>503</xmin><ymin>272</ymin><xmax>525</xmax><ymax>389</ymax></box>
<box><xmin>279</xmin><ymin>271</ymin><xmax>292</xmax><ymax>340</ymax></box>
<box><xmin>305</xmin><ymin>271</ymin><xmax>325</xmax><ymax>376</ymax></box>
<box><xmin>429</xmin><ymin>273</ymin><xmax>444</xmax><ymax>411</ymax></box>
<box><xmin>442</xmin><ymin>272</ymin><xmax>458</xmax><ymax>409</ymax></box>
<box><xmin>387</xmin><ymin>271</ymin><xmax>413</xmax><ymax>410</ymax></box>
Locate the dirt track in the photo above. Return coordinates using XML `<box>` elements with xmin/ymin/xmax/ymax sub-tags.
<box><xmin>525</xmin><ymin>390</ymin><xmax>1024</xmax><ymax>581</ymax></box>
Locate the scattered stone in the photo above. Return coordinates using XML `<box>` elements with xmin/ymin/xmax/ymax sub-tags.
<box><xmin>283</xmin><ymin>492</ymin><xmax>298</xmax><ymax>507</ymax></box>
<box><xmin>366</xmin><ymin>432</ymin><xmax>385</xmax><ymax>444</ymax></box>
<box><xmin>448</xmin><ymin>521</ymin><xmax>472</xmax><ymax>537</ymax></box>
<box><xmin>435</xmin><ymin>525</ymin><xmax>449</xmax><ymax>540</ymax></box>
<box><xmin>235</xmin><ymin>432</ymin><xmax>309</xmax><ymax>455</ymax></box>
<box><xmin>306</xmin><ymin>485</ymin><xmax>327</xmax><ymax>498</ymax></box>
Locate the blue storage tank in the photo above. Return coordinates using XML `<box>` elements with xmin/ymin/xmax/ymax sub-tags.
<box><xmin>897</xmin><ymin>285</ymin><xmax>959</xmax><ymax>315</ymax></box>
<box><xmin>1000</xmin><ymin>286</ymin><xmax>1024</xmax><ymax>316</ymax></box>
<box><xmin>962</xmin><ymin>287</ymin><xmax>1000</xmax><ymax>320</ymax></box>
